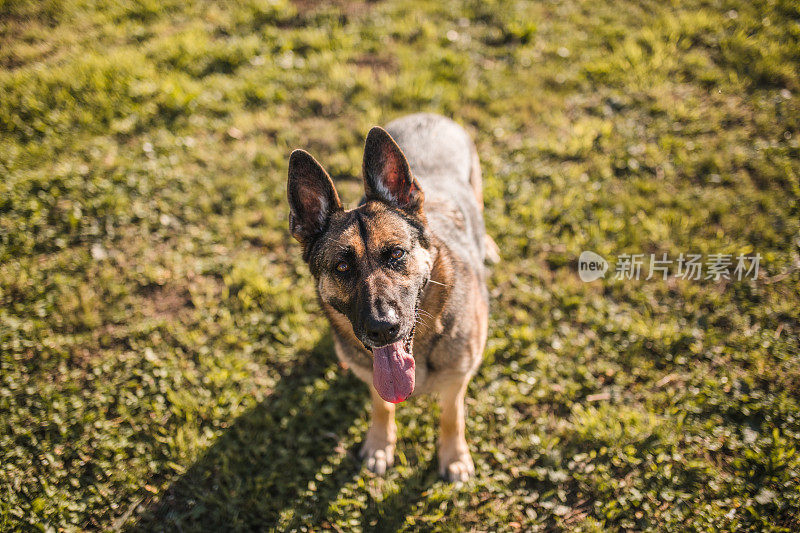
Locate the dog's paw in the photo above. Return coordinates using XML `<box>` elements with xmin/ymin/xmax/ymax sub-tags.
<box><xmin>359</xmin><ymin>434</ymin><xmax>396</xmax><ymax>475</ymax></box>
<box><xmin>439</xmin><ymin>450</ymin><xmax>474</xmax><ymax>483</ymax></box>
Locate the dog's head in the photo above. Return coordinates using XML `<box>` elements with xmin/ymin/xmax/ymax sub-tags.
<box><xmin>287</xmin><ymin>127</ymin><xmax>432</xmax><ymax>402</ymax></box>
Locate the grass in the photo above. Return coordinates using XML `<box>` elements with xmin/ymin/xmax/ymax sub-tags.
<box><xmin>1</xmin><ymin>0</ymin><xmax>799</xmax><ymax>530</ymax></box>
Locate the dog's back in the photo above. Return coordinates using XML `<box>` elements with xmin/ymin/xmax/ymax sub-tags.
<box><xmin>386</xmin><ymin>114</ymin><xmax>487</xmax><ymax>270</ymax></box>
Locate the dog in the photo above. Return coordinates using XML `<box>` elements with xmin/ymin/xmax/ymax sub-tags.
<box><xmin>286</xmin><ymin>113</ymin><xmax>491</xmax><ymax>482</ymax></box>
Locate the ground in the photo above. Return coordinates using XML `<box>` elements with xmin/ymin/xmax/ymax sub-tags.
<box><xmin>1</xmin><ymin>0</ymin><xmax>799</xmax><ymax>531</ymax></box>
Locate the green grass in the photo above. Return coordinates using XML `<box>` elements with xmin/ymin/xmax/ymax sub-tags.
<box><xmin>1</xmin><ymin>0</ymin><xmax>799</xmax><ymax>530</ymax></box>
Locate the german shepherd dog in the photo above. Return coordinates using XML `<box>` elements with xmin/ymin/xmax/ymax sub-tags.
<box><xmin>287</xmin><ymin>113</ymin><xmax>490</xmax><ymax>481</ymax></box>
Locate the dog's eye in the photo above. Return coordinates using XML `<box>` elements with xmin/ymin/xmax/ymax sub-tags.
<box><xmin>390</xmin><ymin>247</ymin><xmax>405</xmax><ymax>260</ymax></box>
<box><xmin>335</xmin><ymin>260</ymin><xmax>349</xmax><ymax>273</ymax></box>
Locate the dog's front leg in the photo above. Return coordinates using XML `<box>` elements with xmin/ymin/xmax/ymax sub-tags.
<box><xmin>359</xmin><ymin>384</ymin><xmax>397</xmax><ymax>475</ymax></box>
<box><xmin>438</xmin><ymin>378</ymin><xmax>474</xmax><ymax>482</ymax></box>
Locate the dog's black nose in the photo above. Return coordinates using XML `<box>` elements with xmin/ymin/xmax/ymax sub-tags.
<box><xmin>365</xmin><ymin>313</ymin><xmax>400</xmax><ymax>346</ymax></box>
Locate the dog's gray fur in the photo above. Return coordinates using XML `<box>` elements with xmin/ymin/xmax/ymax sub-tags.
<box><xmin>287</xmin><ymin>113</ymin><xmax>489</xmax><ymax>481</ymax></box>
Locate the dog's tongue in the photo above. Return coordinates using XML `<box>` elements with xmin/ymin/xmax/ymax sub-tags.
<box><xmin>372</xmin><ymin>341</ymin><xmax>415</xmax><ymax>403</ymax></box>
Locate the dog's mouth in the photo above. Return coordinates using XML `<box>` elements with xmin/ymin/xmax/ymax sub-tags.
<box><xmin>403</xmin><ymin>322</ymin><xmax>415</xmax><ymax>353</ymax></box>
<box><xmin>370</xmin><ymin>302</ymin><xmax>420</xmax><ymax>404</ymax></box>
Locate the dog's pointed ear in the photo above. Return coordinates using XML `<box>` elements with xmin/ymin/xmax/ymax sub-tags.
<box><xmin>287</xmin><ymin>149</ymin><xmax>342</xmax><ymax>246</ymax></box>
<box><xmin>362</xmin><ymin>127</ymin><xmax>424</xmax><ymax>213</ymax></box>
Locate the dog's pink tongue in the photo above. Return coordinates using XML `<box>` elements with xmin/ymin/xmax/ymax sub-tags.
<box><xmin>372</xmin><ymin>341</ymin><xmax>415</xmax><ymax>403</ymax></box>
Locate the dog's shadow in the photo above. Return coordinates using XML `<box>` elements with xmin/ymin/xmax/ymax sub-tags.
<box><xmin>131</xmin><ymin>335</ymin><xmax>373</xmax><ymax>531</ymax></box>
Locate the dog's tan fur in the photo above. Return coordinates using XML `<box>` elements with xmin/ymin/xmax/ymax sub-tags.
<box><xmin>287</xmin><ymin>113</ymin><xmax>489</xmax><ymax>481</ymax></box>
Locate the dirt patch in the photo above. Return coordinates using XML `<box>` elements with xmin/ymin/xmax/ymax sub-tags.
<box><xmin>138</xmin><ymin>283</ymin><xmax>193</xmax><ymax>320</ymax></box>
<box><xmin>350</xmin><ymin>52</ymin><xmax>399</xmax><ymax>74</ymax></box>
<box><xmin>291</xmin><ymin>0</ymin><xmax>373</xmax><ymax>18</ymax></box>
